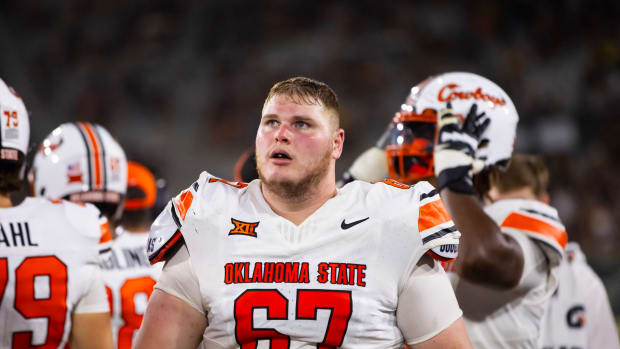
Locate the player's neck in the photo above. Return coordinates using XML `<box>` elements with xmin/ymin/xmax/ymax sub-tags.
<box><xmin>0</xmin><ymin>193</ymin><xmax>12</xmax><ymax>208</ymax></box>
<box><xmin>261</xmin><ymin>176</ymin><xmax>338</xmax><ymax>226</ymax></box>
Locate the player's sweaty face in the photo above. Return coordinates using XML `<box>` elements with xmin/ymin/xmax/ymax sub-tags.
<box><xmin>256</xmin><ymin>94</ymin><xmax>335</xmax><ymax>189</ymax></box>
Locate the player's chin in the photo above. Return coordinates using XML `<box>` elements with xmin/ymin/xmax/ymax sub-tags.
<box><xmin>261</xmin><ymin>167</ymin><xmax>300</xmax><ymax>184</ymax></box>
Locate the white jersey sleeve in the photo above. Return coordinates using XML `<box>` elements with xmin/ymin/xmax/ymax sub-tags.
<box><xmin>153</xmin><ymin>243</ymin><xmax>203</xmax><ymax>315</ymax></box>
<box><xmin>397</xmin><ymin>255</ymin><xmax>462</xmax><ymax>345</ymax></box>
<box><xmin>74</xmin><ymin>264</ymin><xmax>109</xmax><ymax>314</ymax></box>
<box><xmin>147</xmin><ymin>175</ymin><xmax>207</xmax><ymax>264</ymax></box>
<box><xmin>485</xmin><ymin>199</ymin><xmax>566</xmax><ymax>296</ymax></box>
<box><xmin>501</xmin><ymin>228</ymin><xmax>548</xmax><ymax>294</ymax></box>
<box><xmin>373</xmin><ymin>179</ymin><xmax>461</xmax><ymax>262</ymax></box>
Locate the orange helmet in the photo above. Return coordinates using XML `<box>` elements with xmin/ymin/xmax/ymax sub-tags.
<box><xmin>124</xmin><ymin>161</ymin><xmax>157</xmax><ymax>210</ymax></box>
<box><xmin>385</xmin><ymin>77</ymin><xmax>438</xmax><ymax>183</ymax></box>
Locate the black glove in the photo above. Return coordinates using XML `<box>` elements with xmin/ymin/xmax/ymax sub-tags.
<box><xmin>434</xmin><ymin>103</ymin><xmax>490</xmax><ymax>194</ymax></box>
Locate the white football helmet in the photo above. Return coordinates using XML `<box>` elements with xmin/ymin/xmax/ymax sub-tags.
<box><xmin>33</xmin><ymin>122</ymin><xmax>127</xmax><ymax>221</ymax></box>
<box><xmin>0</xmin><ymin>78</ymin><xmax>29</xmax><ymax>162</ymax></box>
<box><xmin>387</xmin><ymin>72</ymin><xmax>518</xmax><ymax>182</ymax></box>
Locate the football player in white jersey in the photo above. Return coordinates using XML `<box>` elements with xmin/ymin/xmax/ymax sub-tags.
<box><xmin>102</xmin><ymin>161</ymin><xmax>163</xmax><ymax>349</ymax></box>
<box><xmin>0</xmin><ymin>78</ymin><xmax>113</xmax><ymax>348</ymax></box>
<box><xmin>480</xmin><ymin>158</ymin><xmax>620</xmax><ymax>349</ymax></box>
<box><xmin>343</xmin><ymin>72</ymin><xmax>566</xmax><ymax>348</ymax></box>
<box><xmin>136</xmin><ymin>77</ymin><xmax>471</xmax><ymax>348</ymax></box>
<box><xmin>32</xmin><ymin>121</ymin><xmax>128</xmax><ymax>230</ymax></box>
<box><xmin>539</xmin><ymin>242</ymin><xmax>620</xmax><ymax>349</ymax></box>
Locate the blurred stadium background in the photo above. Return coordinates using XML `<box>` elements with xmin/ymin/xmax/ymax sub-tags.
<box><xmin>1</xmin><ymin>0</ymin><xmax>619</xmax><ymax>320</ymax></box>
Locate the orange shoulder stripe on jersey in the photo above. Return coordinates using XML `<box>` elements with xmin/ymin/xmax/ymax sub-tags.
<box><xmin>501</xmin><ymin>212</ymin><xmax>568</xmax><ymax>248</ymax></box>
<box><xmin>174</xmin><ymin>189</ymin><xmax>194</xmax><ymax>221</ymax></box>
<box><xmin>78</xmin><ymin>122</ymin><xmax>103</xmax><ymax>190</ymax></box>
<box><xmin>99</xmin><ymin>221</ymin><xmax>112</xmax><ymax>243</ymax></box>
<box><xmin>418</xmin><ymin>199</ymin><xmax>451</xmax><ymax>232</ymax></box>
<box><xmin>150</xmin><ymin>230</ymin><xmax>183</xmax><ymax>264</ymax></box>
<box><xmin>373</xmin><ymin>179</ymin><xmax>410</xmax><ymax>189</ymax></box>
<box><xmin>208</xmin><ymin>177</ymin><xmax>248</xmax><ymax>189</ymax></box>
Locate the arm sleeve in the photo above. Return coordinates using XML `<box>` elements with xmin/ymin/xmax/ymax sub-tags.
<box><xmin>74</xmin><ymin>265</ymin><xmax>110</xmax><ymax>314</ymax></box>
<box><xmin>397</xmin><ymin>254</ymin><xmax>463</xmax><ymax>345</ymax></box>
<box><xmin>154</xmin><ymin>243</ymin><xmax>205</xmax><ymax>315</ymax></box>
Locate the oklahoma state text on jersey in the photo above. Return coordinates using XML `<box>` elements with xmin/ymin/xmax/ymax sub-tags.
<box><xmin>147</xmin><ymin>172</ymin><xmax>460</xmax><ymax>348</ymax></box>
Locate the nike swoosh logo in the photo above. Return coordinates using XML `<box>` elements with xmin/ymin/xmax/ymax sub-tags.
<box><xmin>341</xmin><ymin>217</ymin><xmax>369</xmax><ymax>230</ymax></box>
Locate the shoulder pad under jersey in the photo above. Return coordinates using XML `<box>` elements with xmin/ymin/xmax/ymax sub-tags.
<box><xmin>62</xmin><ymin>200</ymin><xmax>109</xmax><ymax>243</ymax></box>
<box><xmin>369</xmin><ymin>179</ymin><xmax>461</xmax><ymax>262</ymax></box>
<box><xmin>146</xmin><ymin>171</ymin><xmax>248</xmax><ymax>264</ymax></box>
<box><xmin>486</xmin><ymin>199</ymin><xmax>567</xmax><ymax>258</ymax></box>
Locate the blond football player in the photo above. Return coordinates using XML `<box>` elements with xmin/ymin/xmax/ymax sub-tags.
<box><xmin>0</xmin><ymin>78</ymin><xmax>113</xmax><ymax>348</ymax></box>
<box><xmin>136</xmin><ymin>77</ymin><xmax>471</xmax><ymax>348</ymax></box>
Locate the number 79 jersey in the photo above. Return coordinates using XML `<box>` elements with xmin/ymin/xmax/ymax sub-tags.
<box><xmin>147</xmin><ymin>172</ymin><xmax>461</xmax><ymax>348</ymax></box>
<box><xmin>0</xmin><ymin>197</ymin><xmax>110</xmax><ymax>349</ymax></box>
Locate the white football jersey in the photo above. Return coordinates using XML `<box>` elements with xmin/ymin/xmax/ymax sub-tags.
<box><xmin>147</xmin><ymin>173</ymin><xmax>461</xmax><ymax>348</ymax></box>
<box><xmin>441</xmin><ymin>199</ymin><xmax>566</xmax><ymax>349</ymax></box>
<box><xmin>101</xmin><ymin>227</ymin><xmax>162</xmax><ymax>349</ymax></box>
<box><xmin>0</xmin><ymin>197</ymin><xmax>110</xmax><ymax>348</ymax></box>
<box><xmin>538</xmin><ymin>242</ymin><xmax>620</xmax><ymax>349</ymax></box>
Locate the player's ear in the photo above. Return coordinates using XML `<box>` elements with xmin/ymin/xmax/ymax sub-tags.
<box><xmin>332</xmin><ymin>128</ymin><xmax>345</xmax><ymax>160</ymax></box>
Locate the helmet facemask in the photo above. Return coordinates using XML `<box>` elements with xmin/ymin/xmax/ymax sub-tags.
<box><xmin>385</xmin><ymin>108</ymin><xmax>437</xmax><ymax>184</ymax></box>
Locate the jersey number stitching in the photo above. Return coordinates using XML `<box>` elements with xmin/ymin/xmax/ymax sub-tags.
<box><xmin>0</xmin><ymin>256</ymin><xmax>69</xmax><ymax>348</ymax></box>
<box><xmin>234</xmin><ymin>289</ymin><xmax>352</xmax><ymax>348</ymax></box>
<box><xmin>106</xmin><ymin>276</ymin><xmax>157</xmax><ymax>349</ymax></box>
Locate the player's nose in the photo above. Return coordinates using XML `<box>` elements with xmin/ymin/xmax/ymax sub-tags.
<box><xmin>275</xmin><ymin>124</ymin><xmax>291</xmax><ymax>143</ymax></box>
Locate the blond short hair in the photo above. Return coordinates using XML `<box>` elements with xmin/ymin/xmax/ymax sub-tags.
<box><xmin>489</xmin><ymin>154</ymin><xmax>549</xmax><ymax>198</ymax></box>
<box><xmin>264</xmin><ymin>77</ymin><xmax>340</xmax><ymax>129</ymax></box>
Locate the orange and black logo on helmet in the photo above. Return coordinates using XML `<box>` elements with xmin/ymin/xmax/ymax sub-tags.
<box><xmin>229</xmin><ymin>218</ymin><xmax>259</xmax><ymax>238</ymax></box>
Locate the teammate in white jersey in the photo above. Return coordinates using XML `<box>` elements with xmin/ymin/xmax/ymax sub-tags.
<box><xmin>102</xmin><ymin>161</ymin><xmax>163</xmax><ymax>348</ymax></box>
<box><xmin>136</xmin><ymin>77</ymin><xmax>471</xmax><ymax>348</ymax></box>
<box><xmin>343</xmin><ymin>73</ymin><xmax>565</xmax><ymax>348</ymax></box>
<box><xmin>32</xmin><ymin>121</ymin><xmax>128</xmax><ymax>230</ymax></box>
<box><xmin>539</xmin><ymin>242</ymin><xmax>620</xmax><ymax>349</ymax></box>
<box><xmin>476</xmin><ymin>154</ymin><xmax>618</xmax><ymax>349</ymax></box>
<box><xmin>0</xmin><ymin>77</ymin><xmax>113</xmax><ymax>348</ymax></box>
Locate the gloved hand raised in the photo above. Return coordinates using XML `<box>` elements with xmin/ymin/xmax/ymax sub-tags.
<box><xmin>434</xmin><ymin>102</ymin><xmax>490</xmax><ymax>194</ymax></box>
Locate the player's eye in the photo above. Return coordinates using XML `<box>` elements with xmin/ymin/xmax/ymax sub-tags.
<box><xmin>294</xmin><ymin>121</ymin><xmax>309</xmax><ymax>128</ymax></box>
<box><xmin>265</xmin><ymin>119</ymin><xmax>279</xmax><ymax>127</ymax></box>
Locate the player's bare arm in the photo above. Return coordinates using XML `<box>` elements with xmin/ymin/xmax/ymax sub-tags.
<box><xmin>69</xmin><ymin>312</ymin><xmax>114</xmax><ymax>349</ymax></box>
<box><xmin>434</xmin><ymin>103</ymin><xmax>524</xmax><ymax>289</ymax></box>
<box><xmin>440</xmin><ymin>189</ymin><xmax>523</xmax><ymax>288</ymax></box>
<box><xmin>412</xmin><ymin>318</ymin><xmax>472</xmax><ymax>349</ymax></box>
<box><xmin>134</xmin><ymin>289</ymin><xmax>207</xmax><ymax>349</ymax></box>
